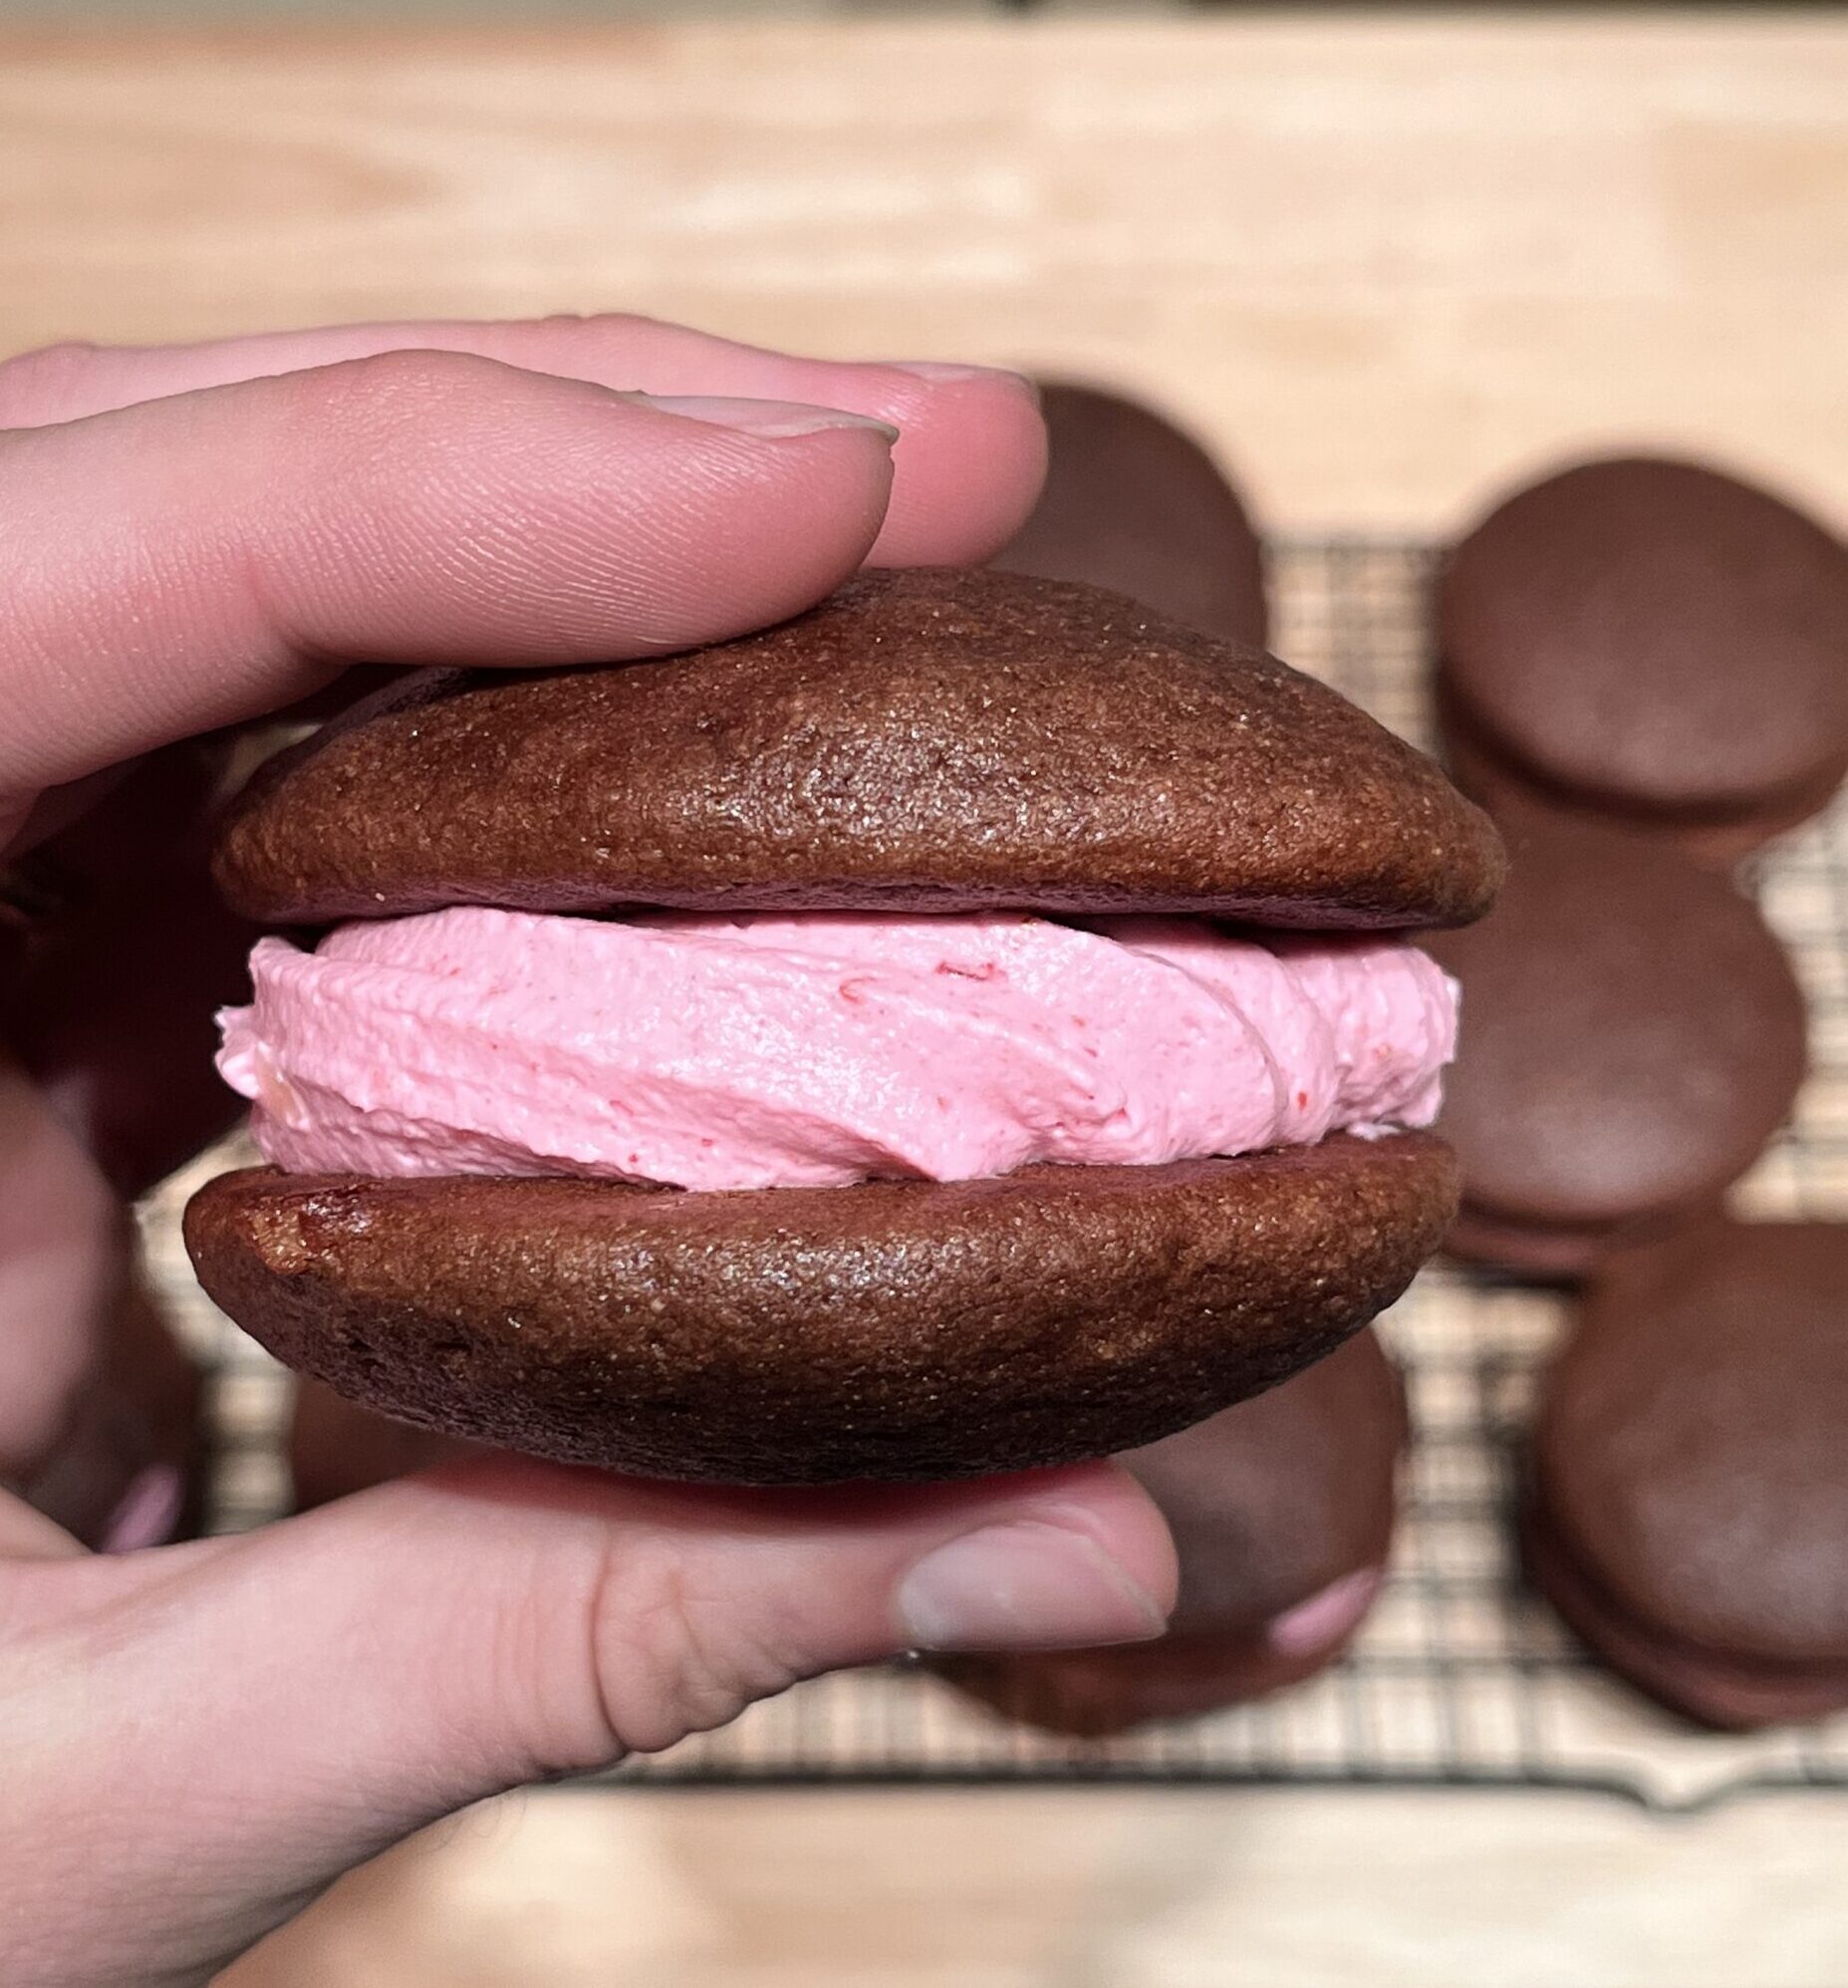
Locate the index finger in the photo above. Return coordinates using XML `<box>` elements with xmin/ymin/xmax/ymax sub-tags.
<box><xmin>0</xmin><ymin>315</ymin><xmax>1047</xmax><ymax>570</ymax></box>
<box><xmin>0</xmin><ymin>351</ymin><xmax>901</xmax><ymax>813</ymax></box>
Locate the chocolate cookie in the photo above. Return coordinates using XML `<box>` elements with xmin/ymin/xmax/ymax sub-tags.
<box><xmin>186</xmin><ymin>1136</ymin><xmax>1453</xmax><ymax>1485</ymax></box>
<box><xmin>1427</xmin><ymin>811</ymin><xmax>1806</xmax><ymax>1277</ymax></box>
<box><xmin>933</xmin><ymin>1327</ymin><xmax>1405</xmax><ymax>1733</ymax></box>
<box><xmin>1438</xmin><ymin>456</ymin><xmax>1848</xmax><ymax>861</ymax></box>
<box><xmin>992</xmin><ymin>382</ymin><xmax>1268</xmax><ymax>645</ymax></box>
<box><xmin>215</xmin><ymin>570</ymin><xmax>1501</xmax><ymax>931</ymax></box>
<box><xmin>1529</xmin><ymin>1221</ymin><xmax>1848</xmax><ymax>1728</ymax></box>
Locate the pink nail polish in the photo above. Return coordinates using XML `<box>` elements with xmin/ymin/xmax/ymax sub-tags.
<box><xmin>632</xmin><ymin>394</ymin><xmax>899</xmax><ymax>443</ymax></box>
<box><xmin>1265</xmin><ymin>1566</ymin><xmax>1384</xmax><ymax>1656</ymax></box>
<box><xmin>101</xmin><ymin>1464</ymin><xmax>185</xmax><ymax>1554</ymax></box>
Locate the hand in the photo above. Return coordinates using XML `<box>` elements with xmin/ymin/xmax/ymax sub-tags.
<box><xmin>0</xmin><ymin>318</ymin><xmax>1178</xmax><ymax>1988</ymax></box>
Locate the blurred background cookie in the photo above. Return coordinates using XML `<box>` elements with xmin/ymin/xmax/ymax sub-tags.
<box><xmin>0</xmin><ymin>1053</ymin><xmax>204</xmax><ymax>1553</ymax></box>
<box><xmin>992</xmin><ymin>381</ymin><xmax>1268</xmax><ymax>646</ymax></box>
<box><xmin>290</xmin><ymin>1379</ymin><xmax>481</xmax><ymax>1511</ymax></box>
<box><xmin>1527</xmin><ymin>1221</ymin><xmax>1848</xmax><ymax>1729</ymax></box>
<box><xmin>0</xmin><ymin>737</ymin><xmax>258</xmax><ymax>1198</ymax></box>
<box><xmin>1437</xmin><ymin>456</ymin><xmax>1848</xmax><ymax>863</ymax></box>
<box><xmin>1427</xmin><ymin>811</ymin><xmax>1807</xmax><ymax>1278</ymax></box>
<box><xmin>19</xmin><ymin>1269</ymin><xmax>204</xmax><ymax>1553</ymax></box>
<box><xmin>931</xmin><ymin>1328</ymin><xmax>1404</xmax><ymax>1736</ymax></box>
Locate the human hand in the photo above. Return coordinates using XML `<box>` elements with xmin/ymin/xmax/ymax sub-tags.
<box><xmin>0</xmin><ymin>317</ymin><xmax>1177</xmax><ymax>1988</ymax></box>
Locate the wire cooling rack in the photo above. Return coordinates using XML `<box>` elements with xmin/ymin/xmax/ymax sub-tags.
<box><xmin>139</xmin><ymin>538</ymin><xmax>1848</xmax><ymax>1814</ymax></box>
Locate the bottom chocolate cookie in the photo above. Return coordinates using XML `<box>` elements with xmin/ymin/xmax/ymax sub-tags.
<box><xmin>1438</xmin><ymin>676</ymin><xmax>1846</xmax><ymax>869</ymax></box>
<box><xmin>1523</xmin><ymin>1510</ymin><xmax>1848</xmax><ymax>1731</ymax></box>
<box><xmin>185</xmin><ymin>1134</ymin><xmax>1454</xmax><ymax>1486</ymax></box>
<box><xmin>933</xmin><ymin>1329</ymin><xmax>1404</xmax><ymax>1735</ymax></box>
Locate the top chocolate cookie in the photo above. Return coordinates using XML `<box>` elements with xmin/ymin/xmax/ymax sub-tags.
<box><xmin>992</xmin><ymin>381</ymin><xmax>1268</xmax><ymax>646</ymax></box>
<box><xmin>216</xmin><ymin>569</ymin><xmax>1502</xmax><ymax>929</ymax></box>
<box><xmin>1439</xmin><ymin>456</ymin><xmax>1848</xmax><ymax>825</ymax></box>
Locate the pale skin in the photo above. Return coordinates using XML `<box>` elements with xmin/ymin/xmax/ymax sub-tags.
<box><xmin>0</xmin><ymin>316</ymin><xmax>1179</xmax><ymax>1988</ymax></box>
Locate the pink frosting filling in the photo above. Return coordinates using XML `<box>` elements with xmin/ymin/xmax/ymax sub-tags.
<box><xmin>217</xmin><ymin>910</ymin><xmax>1457</xmax><ymax>1192</ymax></box>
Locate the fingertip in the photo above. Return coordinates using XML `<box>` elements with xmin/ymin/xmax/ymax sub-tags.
<box><xmin>892</xmin><ymin>1462</ymin><xmax>1178</xmax><ymax>1655</ymax></box>
<box><xmin>609</xmin><ymin>410</ymin><xmax>894</xmax><ymax>648</ymax></box>
<box><xmin>864</xmin><ymin>366</ymin><xmax>1048</xmax><ymax>567</ymax></box>
<box><xmin>0</xmin><ymin>1495</ymin><xmax>87</xmax><ymax>1561</ymax></box>
<box><xmin>884</xmin><ymin>362</ymin><xmax>1041</xmax><ymax>402</ymax></box>
<box><xmin>1029</xmin><ymin>1458</ymin><xmax>1182</xmax><ymax>1621</ymax></box>
<box><xmin>279</xmin><ymin>355</ymin><xmax>901</xmax><ymax>654</ymax></box>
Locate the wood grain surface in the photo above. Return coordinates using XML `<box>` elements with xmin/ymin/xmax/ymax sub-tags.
<box><xmin>5</xmin><ymin>15</ymin><xmax>1848</xmax><ymax>533</ymax></box>
<box><xmin>225</xmin><ymin>1787</ymin><xmax>1848</xmax><ymax>1988</ymax></box>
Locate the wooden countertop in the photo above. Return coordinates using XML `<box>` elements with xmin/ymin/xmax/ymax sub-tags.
<box><xmin>5</xmin><ymin>13</ymin><xmax>1848</xmax><ymax>533</ymax></box>
<box><xmin>227</xmin><ymin>1787</ymin><xmax>1848</xmax><ymax>1987</ymax></box>
<box><xmin>8</xmin><ymin>14</ymin><xmax>1848</xmax><ymax>1983</ymax></box>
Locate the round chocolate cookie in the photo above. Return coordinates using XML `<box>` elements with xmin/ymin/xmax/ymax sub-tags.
<box><xmin>933</xmin><ymin>1328</ymin><xmax>1405</xmax><ymax>1733</ymax></box>
<box><xmin>1529</xmin><ymin>1221</ymin><xmax>1848</xmax><ymax>1728</ymax></box>
<box><xmin>214</xmin><ymin>570</ymin><xmax>1501</xmax><ymax>932</ymax></box>
<box><xmin>1438</xmin><ymin>456</ymin><xmax>1848</xmax><ymax>860</ymax></box>
<box><xmin>1426</xmin><ymin>811</ymin><xmax>1806</xmax><ymax>1278</ymax></box>
<box><xmin>991</xmin><ymin>382</ymin><xmax>1267</xmax><ymax>646</ymax></box>
<box><xmin>186</xmin><ymin>1135</ymin><xmax>1453</xmax><ymax>1485</ymax></box>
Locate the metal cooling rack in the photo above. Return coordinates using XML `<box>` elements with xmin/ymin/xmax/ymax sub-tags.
<box><xmin>138</xmin><ymin>538</ymin><xmax>1848</xmax><ymax>1815</ymax></box>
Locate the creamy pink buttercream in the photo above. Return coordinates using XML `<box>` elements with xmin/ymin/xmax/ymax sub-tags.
<box><xmin>216</xmin><ymin>910</ymin><xmax>1457</xmax><ymax>1192</ymax></box>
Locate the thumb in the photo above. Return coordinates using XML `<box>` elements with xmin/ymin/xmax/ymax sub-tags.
<box><xmin>0</xmin><ymin>351</ymin><xmax>899</xmax><ymax>812</ymax></box>
<box><xmin>6</xmin><ymin>1455</ymin><xmax>1174</xmax><ymax>1985</ymax></box>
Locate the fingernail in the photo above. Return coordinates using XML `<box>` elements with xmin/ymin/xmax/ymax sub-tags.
<box><xmin>100</xmin><ymin>1464</ymin><xmax>185</xmax><ymax>1555</ymax></box>
<box><xmin>886</xmin><ymin>362</ymin><xmax>1040</xmax><ymax>402</ymax></box>
<box><xmin>1265</xmin><ymin>1566</ymin><xmax>1383</xmax><ymax>1656</ymax></box>
<box><xmin>897</xmin><ymin>1518</ymin><xmax>1170</xmax><ymax>1653</ymax></box>
<box><xmin>630</xmin><ymin>394</ymin><xmax>899</xmax><ymax>443</ymax></box>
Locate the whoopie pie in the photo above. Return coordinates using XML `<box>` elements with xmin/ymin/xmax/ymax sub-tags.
<box><xmin>1437</xmin><ymin>455</ymin><xmax>1848</xmax><ymax>863</ymax></box>
<box><xmin>1427</xmin><ymin>809</ymin><xmax>1806</xmax><ymax>1278</ymax></box>
<box><xmin>1528</xmin><ymin>1221</ymin><xmax>1848</xmax><ymax>1729</ymax></box>
<box><xmin>184</xmin><ymin>570</ymin><xmax>1501</xmax><ymax>1484</ymax></box>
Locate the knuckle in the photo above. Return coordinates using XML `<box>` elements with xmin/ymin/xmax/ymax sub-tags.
<box><xmin>271</xmin><ymin>346</ymin><xmax>514</xmax><ymax>468</ymax></box>
<box><xmin>582</xmin><ymin>1543</ymin><xmax>798</xmax><ymax>1760</ymax></box>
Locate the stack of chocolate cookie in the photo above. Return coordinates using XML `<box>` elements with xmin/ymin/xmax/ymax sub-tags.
<box><xmin>1437</xmin><ymin>456</ymin><xmax>1848</xmax><ymax>865</ymax></box>
<box><xmin>1424</xmin><ymin>810</ymin><xmax>1806</xmax><ymax>1278</ymax></box>
<box><xmin>2</xmin><ymin>738</ymin><xmax>254</xmax><ymax>1553</ymax></box>
<box><xmin>1527</xmin><ymin>1222</ymin><xmax>1848</xmax><ymax>1728</ymax></box>
<box><xmin>1433</xmin><ymin>453</ymin><xmax>1848</xmax><ymax>1727</ymax></box>
<box><xmin>1432</xmin><ymin>454</ymin><xmax>1844</xmax><ymax>1278</ymax></box>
